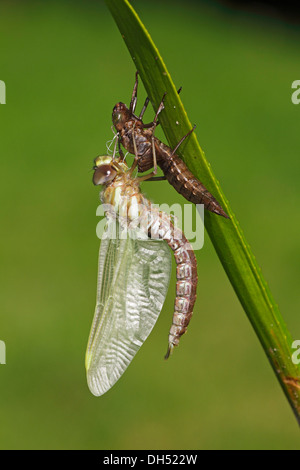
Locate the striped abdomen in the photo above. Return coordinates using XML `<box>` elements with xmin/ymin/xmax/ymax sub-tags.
<box><xmin>156</xmin><ymin>141</ymin><xmax>228</xmax><ymax>218</ymax></box>
<box><xmin>136</xmin><ymin>137</ymin><xmax>229</xmax><ymax>219</ymax></box>
<box><xmin>104</xmin><ymin>178</ymin><xmax>198</xmax><ymax>357</ymax></box>
<box><xmin>147</xmin><ymin>211</ymin><xmax>198</xmax><ymax>358</ymax></box>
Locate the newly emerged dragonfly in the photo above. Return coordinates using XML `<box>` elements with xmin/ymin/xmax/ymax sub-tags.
<box><xmin>86</xmin><ymin>154</ymin><xmax>197</xmax><ymax>396</ymax></box>
<box><xmin>112</xmin><ymin>72</ymin><xmax>229</xmax><ymax>219</ymax></box>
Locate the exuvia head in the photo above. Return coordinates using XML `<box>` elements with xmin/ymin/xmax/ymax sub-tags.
<box><xmin>112</xmin><ymin>102</ymin><xmax>131</xmax><ymax>131</ymax></box>
<box><xmin>92</xmin><ymin>156</ymin><xmax>119</xmax><ymax>186</ymax></box>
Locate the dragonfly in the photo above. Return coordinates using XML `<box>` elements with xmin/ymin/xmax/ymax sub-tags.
<box><xmin>85</xmin><ymin>153</ymin><xmax>198</xmax><ymax>397</ymax></box>
<box><xmin>112</xmin><ymin>71</ymin><xmax>229</xmax><ymax>219</ymax></box>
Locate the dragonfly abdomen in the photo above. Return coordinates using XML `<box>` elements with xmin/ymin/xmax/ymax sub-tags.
<box><xmin>147</xmin><ymin>212</ymin><xmax>198</xmax><ymax>358</ymax></box>
<box><xmin>156</xmin><ymin>142</ymin><xmax>228</xmax><ymax>218</ymax></box>
<box><xmin>104</xmin><ymin>178</ymin><xmax>198</xmax><ymax>359</ymax></box>
<box><xmin>167</xmin><ymin>234</ymin><xmax>197</xmax><ymax>358</ymax></box>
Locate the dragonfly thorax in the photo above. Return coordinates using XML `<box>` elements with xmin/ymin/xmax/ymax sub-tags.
<box><xmin>102</xmin><ymin>177</ymin><xmax>145</xmax><ymax>222</ymax></box>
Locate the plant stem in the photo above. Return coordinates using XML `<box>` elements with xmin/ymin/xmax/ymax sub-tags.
<box><xmin>105</xmin><ymin>0</ymin><xmax>300</xmax><ymax>424</ymax></box>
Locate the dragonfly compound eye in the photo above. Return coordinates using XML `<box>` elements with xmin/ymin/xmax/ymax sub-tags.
<box><xmin>93</xmin><ymin>165</ymin><xmax>117</xmax><ymax>186</ymax></box>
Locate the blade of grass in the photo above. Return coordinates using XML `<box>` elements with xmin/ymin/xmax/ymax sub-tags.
<box><xmin>105</xmin><ymin>0</ymin><xmax>300</xmax><ymax>423</ymax></box>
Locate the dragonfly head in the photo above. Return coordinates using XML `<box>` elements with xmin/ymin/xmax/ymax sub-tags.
<box><xmin>92</xmin><ymin>156</ymin><xmax>120</xmax><ymax>186</ymax></box>
<box><xmin>112</xmin><ymin>102</ymin><xmax>131</xmax><ymax>131</ymax></box>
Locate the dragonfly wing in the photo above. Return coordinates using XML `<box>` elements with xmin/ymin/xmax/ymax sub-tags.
<box><xmin>86</xmin><ymin>221</ymin><xmax>172</xmax><ymax>397</ymax></box>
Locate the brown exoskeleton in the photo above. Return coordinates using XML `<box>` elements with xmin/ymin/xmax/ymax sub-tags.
<box><xmin>112</xmin><ymin>72</ymin><xmax>229</xmax><ymax>219</ymax></box>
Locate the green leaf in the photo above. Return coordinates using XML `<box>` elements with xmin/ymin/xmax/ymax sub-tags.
<box><xmin>105</xmin><ymin>0</ymin><xmax>300</xmax><ymax>423</ymax></box>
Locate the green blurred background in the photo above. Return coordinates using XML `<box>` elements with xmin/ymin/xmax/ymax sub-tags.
<box><xmin>0</xmin><ymin>0</ymin><xmax>299</xmax><ymax>450</ymax></box>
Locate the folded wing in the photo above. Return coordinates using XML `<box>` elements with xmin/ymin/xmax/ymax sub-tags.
<box><xmin>85</xmin><ymin>221</ymin><xmax>172</xmax><ymax>396</ymax></box>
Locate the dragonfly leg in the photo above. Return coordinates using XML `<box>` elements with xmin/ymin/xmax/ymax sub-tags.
<box><xmin>143</xmin><ymin>119</ymin><xmax>160</xmax><ymax>129</ymax></box>
<box><xmin>128</xmin><ymin>128</ymin><xmax>139</xmax><ymax>176</ymax></box>
<box><xmin>142</xmin><ymin>87</ymin><xmax>182</xmax><ymax>126</ymax></box>
<box><xmin>151</xmin><ymin>136</ymin><xmax>158</xmax><ymax>174</ymax></box>
<box><xmin>129</xmin><ymin>71</ymin><xmax>139</xmax><ymax>114</ymax></box>
<box><xmin>143</xmin><ymin>92</ymin><xmax>167</xmax><ymax>129</ymax></box>
<box><xmin>118</xmin><ymin>139</ymin><xmax>126</xmax><ymax>160</ymax></box>
<box><xmin>170</xmin><ymin>124</ymin><xmax>196</xmax><ymax>157</ymax></box>
<box><xmin>153</xmin><ymin>93</ymin><xmax>167</xmax><ymax>126</ymax></box>
<box><xmin>139</xmin><ymin>97</ymin><xmax>150</xmax><ymax>120</ymax></box>
<box><xmin>139</xmin><ymin>176</ymin><xmax>167</xmax><ymax>182</ymax></box>
<box><xmin>136</xmin><ymin>172</ymin><xmax>163</xmax><ymax>183</ymax></box>
<box><xmin>135</xmin><ymin>137</ymin><xmax>159</xmax><ymax>182</ymax></box>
